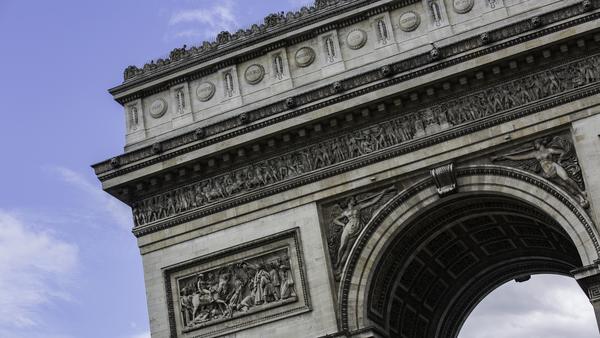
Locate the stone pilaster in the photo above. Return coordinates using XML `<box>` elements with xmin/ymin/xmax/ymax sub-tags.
<box><xmin>574</xmin><ymin>264</ymin><xmax>600</xmax><ymax>333</ymax></box>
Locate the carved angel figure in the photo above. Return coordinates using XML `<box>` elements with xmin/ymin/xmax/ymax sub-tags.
<box><xmin>492</xmin><ymin>137</ymin><xmax>588</xmax><ymax>208</ymax></box>
<box><xmin>333</xmin><ymin>187</ymin><xmax>395</xmax><ymax>275</ymax></box>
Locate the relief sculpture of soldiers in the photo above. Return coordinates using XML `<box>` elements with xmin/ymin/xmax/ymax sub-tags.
<box><xmin>177</xmin><ymin>250</ymin><xmax>296</xmax><ymax>330</ymax></box>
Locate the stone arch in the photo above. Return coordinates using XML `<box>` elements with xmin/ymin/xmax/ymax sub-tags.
<box><xmin>339</xmin><ymin>165</ymin><xmax>600</xmax><ymax>336</ymax></box>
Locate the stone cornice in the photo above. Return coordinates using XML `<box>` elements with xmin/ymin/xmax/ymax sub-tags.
<box><xmin>110</xmin><ymin>0</ymin><xmax>418</xmax><ymax>95</ymax></box>
<box><xmin>94</xmin><ymin>3</ymin><xmax>599</xmax><ymax>180</ymax></box>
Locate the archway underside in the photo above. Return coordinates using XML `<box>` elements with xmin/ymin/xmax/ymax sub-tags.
<box><xmin>367</xmin><ymin>195</ymin><xmax>583</xmax><ymax>338</ymax></box>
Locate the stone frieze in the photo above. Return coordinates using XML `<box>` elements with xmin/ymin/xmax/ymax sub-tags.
<box><xmin>131</xmin><ymin>54</ymin><xmax>600</xmax><ymax>228</ymax></box>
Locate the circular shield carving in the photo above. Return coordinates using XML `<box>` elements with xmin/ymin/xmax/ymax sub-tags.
<box><xmin>244</xmin><ymin>64</ymin><xmax>265</xmax><ymax>85</ymax></box>
<box><xmin>399</xmin><ymin>11</ymin><xmax>420</xmax><ymax>32</ymax></box>
<box><xmin>346</xmin><ymin>29</ymin><xmax>367</xmax><ymax>50</ymax></box>
<box><xmin>295</xmin><ymin>47</ymin><xmax>316</xmax><ymax>68</ymax></box>
<box><xmin>149</xmin><ymin>99</ymin><xmax>167</xmax><ymax>118</ymax></box>
<box><xmin>453</xmin><ymin>0</ymin><xmax>474</xmax><ymax>14</ymax></box>
<box><xmin>196</xmin><ymin>82</ymin><xmax>216</xmax><ymax>102</ymax></box>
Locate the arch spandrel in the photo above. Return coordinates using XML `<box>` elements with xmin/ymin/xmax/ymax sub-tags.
<box><xmin>339</xmin><ymin>165</ymin><xmax>600</xmax><ymax>335</ymax></box>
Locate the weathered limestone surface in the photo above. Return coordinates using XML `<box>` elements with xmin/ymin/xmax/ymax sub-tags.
<box><xmin>94</xmin><ymin>0</ymin><xmax>600</xmax><ymax>337</ymax></box>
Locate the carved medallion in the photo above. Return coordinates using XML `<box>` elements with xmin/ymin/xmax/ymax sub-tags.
<box><xmin>399</xmin><ymin>11</ymin><xmax>420</xmax><ymax>32</ymax></box>
<box><xmin>295</xmin><ymin>47</ymin><xmax>315</xmax><ymax>68</ymax></box>
<box><xmin>453</xmin><ymin>0</ymin><xmax>474</xmax><ymax>14</ymax></box>
<box><xmin>346</xmin><ymin>29</ymin><xmax>367</xmax><ymax>50</ymax></box>
<box><xmin>149</xmin><ymin>98</ymin><xmax>167</xmax><ymax>118</ymax></box>
<box><xmin>244</xmin><ymin>64</ymin><xmax>265</xmax><ymax>85</ymax></box>
<box><xmin>196</xmin><ymin>82</ymin><xmax>216</xmax><ymax>102</ymax></box>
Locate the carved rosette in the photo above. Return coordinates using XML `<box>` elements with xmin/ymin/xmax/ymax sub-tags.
<box><xmin>294</xmin><ymin>47</ymin><xmax>316</xmax><ymax>68</ymax></box>
<box><xmin>149</xmin><ymin>99</ymin><xmax>168</xmax><ymax>118</ymax></box>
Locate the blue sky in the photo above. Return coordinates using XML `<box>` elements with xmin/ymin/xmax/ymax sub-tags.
<box><xmin>0</xmin><ymin>1</ymin><xmax>596</xmax><ymax>337</ymax></box>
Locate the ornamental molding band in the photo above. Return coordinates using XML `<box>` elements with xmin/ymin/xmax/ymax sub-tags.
<box><xmin>119</xmin><ymin>0</ymin><xmax>429</xmax><ymax>84</ymax></box>
<box><xmin>131</xmin><ymin>53</ymin><xmax>600</xmax><ymax>231</ymax></box>
<box><xmin>164</xmin><ymin>228</ymin><xmax>310</xmax><ymax>338</ymax></box>
<box><xmin>491</xmin><ymin>134</ymin><xmax>588</xmax><ymax>208</ymax></box>
<box><xmin>96</xmin><ymin>5</ymin><xmax>600</xmax><ymax>175</ymax></box>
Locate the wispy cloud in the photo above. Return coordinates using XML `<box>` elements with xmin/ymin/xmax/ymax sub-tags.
<box><xmin>460</xmin><ymin>275</ymin><xmax>597</xmax><ymax>338</ymax></box>
<box><xmin>0</xmin><ymin>211</ymin><xmax>78</xmax><ymax>329</ymax></box>
<box><xmin>168</xmin><ymin>1</ymin><xmax>238</xmax><ymax>39</ymax></box>
<box><xmin>49</xmin><ymin>166</ymin><xmax>132</xmax><ymax>230</ymax></box>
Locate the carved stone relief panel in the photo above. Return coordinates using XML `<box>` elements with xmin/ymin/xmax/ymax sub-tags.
<box><xmin>131</xmin><ymin>54</ymin><xmax>600</xmax><ymax>228</ymax></box>
<box><xmin>126</xmin><ymin>100</ymin><xmax>143</xmax><ymax>132</ymax></box>
<box><xmin>271</xmin><ymin>52</ymin><xmax>285</xmax><ymax>80</ymax></box>
<box><xmin>164</xmin><ymin>229</ymin><xmax>310</xmax><ymax>338</ymax></box>
<box><xmin>426</xmin><ymin>0</ymin><xmax>444</xmax><ymax>27</ymax></box>
<box><xmin>324</xmin><ymin>35</ymin><xmax>337</xmax><ymax>63</ymax></box>
<box><xmin>170</xmin><ymin>83</ymin><xmax>192</xmax><ymax>116</ymax></box>
<box><xmin>221</xmin><ymin>68</ymin><xmax>238</xmax><ymax>99</ymax></box>
<box><xmin>373</xmin><ymin>16</ymin><xmax>391</xmax><ymax>46</ymax></box>
<box><xmin>491</xmin><ymin>133</ymin><xmax>589</xmax><ymax>208</ymax></box>
<box><xmin>320</xmin><ymin>185</ymin><xmax>399</xmax><ymax>280</ymax></box>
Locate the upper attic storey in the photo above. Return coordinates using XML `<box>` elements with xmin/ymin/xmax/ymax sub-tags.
<box><xmin>107</xmin><ymin>0</ymin><xmax>594</xmax><ymax>153</ymax></box>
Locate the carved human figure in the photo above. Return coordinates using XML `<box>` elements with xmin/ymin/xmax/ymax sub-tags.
<box><xmin>333</xmin><ymin>187</ymin><xmax>395</xmax><ymax>274</ymax></box>
<box><xmin>493</xmin><ymin>138</ymin><xmax>588</xmax><ymax>207</ymax></box>
<box><xmin>279</xmin><ymin>260</ymin><xmax>295</xmax><ymax>299</ymax></box>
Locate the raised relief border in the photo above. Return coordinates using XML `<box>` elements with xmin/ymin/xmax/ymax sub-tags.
<box><xmin>132</xmin><ymin>53</ymin><xmax>600</xmax><ymax>231</ymax></box>
<box><xmin>164</xmin><ymin>228</ymin><xmax>310</xmax><ymax>338</ymax></box>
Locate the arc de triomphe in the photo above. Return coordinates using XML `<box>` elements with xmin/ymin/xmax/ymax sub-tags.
<box><xmin>94</xmin><ymin>1</ymin><xmax>600</xmax><ymax>337</ymax></box>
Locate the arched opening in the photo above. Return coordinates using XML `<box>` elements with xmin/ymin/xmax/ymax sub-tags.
<box><xmin>339</xmin><ymin>166</ymin><xmax>600</xmax><ymax>337</ymax></box>
<box><xmin>459</xmin><ymin>274</ymin><xmax>598</xmax><ymax>338</ymax></box>
<box><xmin>367</xmin><ymin>194</ymin><xmax>582</xmax><ymax>337</ymax></box>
